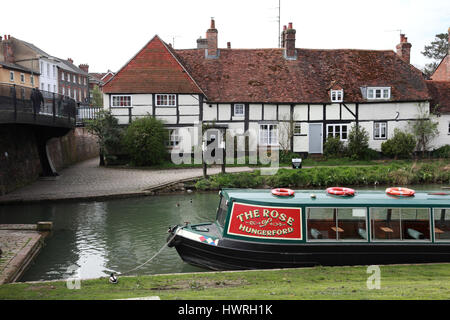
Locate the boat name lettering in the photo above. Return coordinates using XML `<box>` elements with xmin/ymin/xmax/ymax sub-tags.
<box><xmin>227</xmin><ymin>203</ymin><xmax>302</xmax><ymax>240</ymax></box>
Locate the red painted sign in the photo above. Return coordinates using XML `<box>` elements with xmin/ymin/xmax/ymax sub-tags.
<box><xmin>227</xmin><ymin>202</ymin><xmax>302</xmax><ymax>240</ymax></box>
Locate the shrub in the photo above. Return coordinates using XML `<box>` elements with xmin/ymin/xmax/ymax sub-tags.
<box><xmin>279</xmin><ymin>151</ymin><xmax>301</xmax><ymax>164</ymax></box>
<box><xmin>432</xmin><ymin>145</ymin><xmax>450</xmax><ymax>158</ymax></box>
<box><xmin>323</xmin><ymin>137</ymin><xmax>345</xmax><ymax>158</ymax></box>
<box><xmin>381</xmin><ymin>129</ymin><xmax>416</xmax><ymax>159</ymax></box>
<box><xmin>346</xmin><ymin>124</ymin><xmax>369</xmax><ymax>160</ymax></box>
<box><xmin>123</xmin><ymin>117</ymin><xmax>168</xmax><ymax>166</ymax></box>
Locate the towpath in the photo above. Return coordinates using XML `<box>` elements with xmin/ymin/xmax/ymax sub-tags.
<box><xmin>0</xmin><ymin>158</ymin><xmax>254</xmax><ymax>204</ymax></box>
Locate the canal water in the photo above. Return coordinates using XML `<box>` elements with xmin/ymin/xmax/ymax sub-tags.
<box><xmin>0</xmin><ymin>185</ymin><xmax>446</xmax><ymax>282</ymax></box>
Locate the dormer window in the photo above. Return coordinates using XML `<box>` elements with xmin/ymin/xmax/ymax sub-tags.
<box><xmin>330</xmin><ymin>89</ymin><xmax>343</xmax><ymax>102</ymax></box>
<box><xmin>367</xmin><ymin>87</ymin><xmax>391</xmax><ymax>100</ymax></box>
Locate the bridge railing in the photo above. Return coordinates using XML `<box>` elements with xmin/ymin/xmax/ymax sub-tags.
<box><xmin>0</xmin><ymin>82</ymin><xmax>77</xmax><ymax>126</ymax></box>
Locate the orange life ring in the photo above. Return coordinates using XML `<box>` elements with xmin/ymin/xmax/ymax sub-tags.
<box><xmin>385</xmin><ymin>187</ymin><xmax>415</xmax><ymax>197</ymax></box>
<box><xmin>326</xmin><ymin>187</ymin><xmax>355</xmax><ymax>196</ymax></box>
<box><xmin>271</xmin><ymin>188</ymin><xmax>295</xmax><ymax>196</ymax></box>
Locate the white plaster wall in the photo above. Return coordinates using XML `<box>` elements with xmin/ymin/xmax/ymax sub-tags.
<box><xmin>309</xmin><ymin>104</ymin><xmax>323</xmax><ymax>121</ymax></box>
<box><xmin>293</xmin><ymin>104</ymin><xmax>308</xmax><ymax>121</ymax></box>
<box><xmin>358</xmin><ymin>102</ymin><xmax>429</xmax><ymax>121</ymax></box>
<box><xmin>278</xmin><ymin>105</ymin><xmax>290</xmax><ymax>120</ymax></box>
<box><xmin>179</xmin><ymin>116</ymin><xmax>199</xmax><ymax>124</ymax></box>
<box><xmin>132</xmin><ymin>94</ymin><xmax>152</xmax><ymax>105</ymax></box>
<box><xmin>178</xmin><ymin>94</ymin><xmax>199</xmax><ymax>106</ymax></box>
<box><xmin>218</xmin><ymin>104</ymin><xmax>231</xmax><ymax>120</ymax></box>
<box><xmin>179</xmin><ymin>105</ymin><xmax>199</xmax><ymax>115</ymax></box>
<box><xmin>264</xmin><ymin>104</ymin><xmax>277</xmax><ymax>120</ymax></box>
<box><xmin>341</xmin><ymin>103</ymin><xmax>356</xmax><ymax>120</ymax></box>
<box><xmin>326</xmin><ymin>104</ymin><xmax>340</xmax><ymax>120</ymax></box>
<box><xmin>39</xmin><ymin>58</ymin><xmax>58</xmax><ymax>93</ymax></box>
<box><xmin>155</xmin><ymin>108</ymin><xmax>177</xmax><ymax>116</ymax></box>
<box><xmin>249</xmin><ymin>104</ymin><xmax>262</xmax><ymax>120</ymax></box>
<box><xmin>432</xmin><ymin>114</ymin><xmax>450</xmax><ymax>149</ymax></box>
<box><xmin>203</xmin><ymin>103</ymin><xmax>217</xmax><ymax>121</ymax></box>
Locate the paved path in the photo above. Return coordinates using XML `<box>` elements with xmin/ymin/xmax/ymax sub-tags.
<box><xmin>0</xmin><ymin>158</ymin><xmax>254</xmax><ymax>203</ymax></box>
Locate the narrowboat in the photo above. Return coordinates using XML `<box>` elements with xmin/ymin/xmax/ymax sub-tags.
<box><xmin>167</xmin><ymin>188</ymin><xmax>450</xmax><ymax>270</ymax></box>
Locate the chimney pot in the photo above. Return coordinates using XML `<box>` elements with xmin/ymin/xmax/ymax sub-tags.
<box><xmin>288</xmin><ymin>22</ymin><xmax>293</xmax><ymax>29</ymax></box>
<box><xmin>210</xmin><ymin>18</ymin><xmax>215</xmax><ymax>29</ymax></box>
<box><xmin>283</xmin><ymin>25</ymin><xmax>287</xmax><ymax>31</ymax></box>
<box><xmin>284</xmin><ymin>22</ymin><xmax>296</xmax><ymax>60</ymax></box>
<box><xmin>227</xmin><ymin>42</ymin><xmax>231</xmax><ymax>49</ymax></box>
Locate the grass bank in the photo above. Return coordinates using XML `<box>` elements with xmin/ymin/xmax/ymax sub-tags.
<box><xmin>0</xmin><ymin>264</ymin><xmax>449</xmax><ymax>300</ymax></box>
<box><xmin>194</xmin><ymin>160</ymin><xmax>450</xmax><ymax>190</ymax></box>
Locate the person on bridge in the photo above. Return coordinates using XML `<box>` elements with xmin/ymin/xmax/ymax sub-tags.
<box><xmin>30</xmin><ymin>88</ymin><xmax>44</xmax><ymax>114</ymax></box>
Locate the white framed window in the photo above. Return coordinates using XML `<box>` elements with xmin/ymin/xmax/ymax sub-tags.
<box><xmin>47</xmin><ymin>63</ymin><xmax>50</xmax><ymax>76</ymax></box>
<box><xmin>9</xmin><ymin>71</ymin><xmax>14</xmax><ymax>81</ymax></box>
<box><xmin>40</xmin><ymin>61</ymin><xmax>44</xmax><ymax>74</ymax></box>
<box><xmin>112</xmin><ymin>95</ymin><xmax>132</xmax><ymax>107</ymax></box>
<box><xmin>30</xmin><ymin>75</ymin><xmax>34</xmax><ymax>85</ymax></box>
<box><xmin>73</xmin><ymin>75</ymin><xmax>76</xmax><ymax>83</ymax></box>
<box><xmin>374</xmin><ymin>121</ymin><xmax>387</xmax><ymax>140</ymax></box>
<box><xmin>47</xmin><ymin>84</ymin><xmax>50</xmax><ymax>92</ymax></box>
<box><xmin>20</xmin><ymin>73</ymin><xmax>25</xmax><ymax>83</ymax></box>
<box><xmin>167</xmin><ymin>129</ymin><xmax>180</xmax><ymax>147</ymax></box>
<box><xmin>41</xmin><ymin>83</ymin><xmax>44</xmax><ymax>90</ymax></box>
<box><xmin>155</xmin><ymin>94</ymin><xmax>176</xmax><ymax>107</ymax></box>
<box><xmin>84</xmin><ymin>77</ymin><xmax>86</xmax><ymax>86</ymax></box>
<box><xmin>52</xmin><ymin>65</ymin><xmax>56</xmax><ymax>78</ymax></box>
<box><xmin>327</xmin><ymin>124</ymin><xmax>348</xmax><ymax>141</ymax></box>
<box><xmin>62</xmin><ymin>87</ymin><xmax>65</xmax><ymax>95</ymax></box>
<box><xmin>448</xmin><ymin>122</ymin><xmax>450</xmax><ymax>135</ymax></box>
<box><xmin>68</xmin><ymin>87</ymin><xmax>71</xmax><ymax>97</ymax></box>
<box><xmin>234</xmin><ymin>103</ymin><xmax>245</xmax><ymax>117</ymax></box>
<box><xmin>330</xmin><ymin>89</ymin><xmax>343</xmax><ymax>102</ymax></box>
<box><xmin>294</xmin><ymin>122</ymin><xmax>302</xmax><ymax>135</ymax></box>
<box><xmin>367</xmin><ymin>87</ymin><xmax>391</xmax><ymax>100</ymax></box>
<box><xmin>259</xmin><ymin>124</ymin><xmax>278</xmax><ymax>146</ymax></box>
<box><xmin>74</xmin><ymin>89</ymin><xmax>77</xmax><ymax>100</ymax></box>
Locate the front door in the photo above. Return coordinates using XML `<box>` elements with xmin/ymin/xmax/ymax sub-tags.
<box><xmin>309</xmin><ymin>123</ymin><xmax>323</xmax><ymax>153</ymax></box>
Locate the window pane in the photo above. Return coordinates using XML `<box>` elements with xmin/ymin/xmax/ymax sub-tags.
<box><xmin>375</xmin><ymin>89</ymin><xmax>381</xmax><ymax>98</ymax></box>
<box><xmin>307</xmin><ymin>208</ymin><xmax>336</xmax><ymax>240</ymax></box>
<box><xmin>337</xmin><ymin>208</ymin><xmax>367</xmax><ymax>240</ymax></box>
<box><xmin>401</xmin><ymin>208</ymin><xmax>430</xmax><ymax>240</ymax></box>
<box><xmin>371</xmin><ymin>208</ymin><xmax>401</xmax><ymax>240</ymax></box>
<box><xmin>434</xmin><ymin>209</ymin><xmax>450</xmax><ymax>241</ymax></box>
<box><xmin>368</xmin><ymin>89</ymin><xmax>374</xmax><ymax>99</ymax></box>
<box><xmin>383</xmin><ymin>89</ymin><xmax>389</xmax><ymax>98</ymax></box>
<box><xmin>374</xmin><ymin>123</ymin><xmax>380</xmax><ymax>138</ymax></box>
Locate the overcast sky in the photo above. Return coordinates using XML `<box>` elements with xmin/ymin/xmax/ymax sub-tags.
<box><xmin>3</xmin><ymin>0</ymin><xmax>449</xmax><ymax>72</ymax></box>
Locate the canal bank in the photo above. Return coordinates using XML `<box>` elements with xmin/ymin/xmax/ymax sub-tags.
<box><xmin>0</xmin><ymin>263</ymin><xmax>449</xmax><ymax>300</ymax></box>
<box><xmin>0</xmin><ymin>223</ymin><xmax>52</xmax><ymax>284</ymax></box>
<box><xmin>0</xmin><ymin>158</ymin><xmax>254</xmax><ymax>204</ymax></box>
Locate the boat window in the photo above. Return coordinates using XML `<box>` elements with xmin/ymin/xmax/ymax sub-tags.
<box><xmin>307</xmin><ymin>207</ymin><xmax>367</xmax><ymax>241</ymax></box>
<box><xmin>434</xmin><ymin>208</ymin><xmax>450</xmax><ymax>241</ymax></box>
<box><xmin>370</xmin><ymin>208</ymin><xmax>430</xmax><ymax>241</ymax></box>
<box><xmin>216</xmin><ymin>196</ymin><xmax>228</xmax><ymax>228</ymax></box>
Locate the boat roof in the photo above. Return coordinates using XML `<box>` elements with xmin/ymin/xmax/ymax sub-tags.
<box><xmin>221</xmin><ymin>189</ymin><xmax>450</xmax><ymax>208</ymax></box>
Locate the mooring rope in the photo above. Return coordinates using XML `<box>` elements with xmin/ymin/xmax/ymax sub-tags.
<box><xmin>115</xmin><ymin>228</ymin><xmax>179</xmax><ymax>277</ymax></box>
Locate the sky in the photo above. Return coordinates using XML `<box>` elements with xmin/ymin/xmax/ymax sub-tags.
<box><xmin>2</xmin><ymin>0</ymin><xmax>449</xmax><ymax>72</ymax></box>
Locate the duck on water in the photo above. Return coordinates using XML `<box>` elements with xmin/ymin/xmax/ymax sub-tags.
<box><xmin>167</xmin><ymin>188</ymin><xmax>450</xmax><ymax>270</ymax></box>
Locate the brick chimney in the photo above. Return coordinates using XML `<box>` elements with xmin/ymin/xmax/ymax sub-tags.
<box><xmin>2</xmin><ymin>35</ymin><xmax>15</xmax><ymax>63</ymax></box>
<box><xmin>206</xmin><ymin>18</ymin><xmax>218</xmax><ymax>58</ymax></box>
<box><xmin>79</xmin><ymin>64</ymin><xmax>89</xmax><ymax>73</ymax></box>
<box><xmin>396</xmin><ymin>33</ymin><xmax>412</xmax><ymax>64</ymax></box>
<box><xmin>67</xmin><ymin>58</ymin><xmax>74</xmax><ymax>64</ymax></box>
<box><xmin>284</xmin><ymin>23</ymin><xmax>297</xmax><ymax>60</ymax></box>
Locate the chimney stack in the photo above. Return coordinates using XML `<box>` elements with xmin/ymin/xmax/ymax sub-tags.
<box><xmin>396</xmin><ymin>33</ymin><xmax>412</xmax><ymax>64</ymax></box>
<box><xmin>2</xmin><ymin>35</ymin><xmax>15</xmax><ymax>63</ymax></box>
<box><xmin>281</xmin><ymin>25</ymin><xmax>287</xmax><ymax>48</ymax></box>
<box><xmin>284</xmin><ymin>22</ymin><xmax>297</xmax><ymax>60</ymax></box>
<box><xmin>79</xmin><ymin>64</ymin><xmax>89</xmax><ymax>73</ymax></box>
<box><xmin>206</xmin><ymin>18</ymin><xmax>218</xmax><ymax>58</ymax></box>
<box><xmin>227</xmin><ymin>42</ymin><xmax>231</xmax><ymax>49</ymax></box>
<box><xmin>67</xmin><ymin>58</ymin><xmax>74</xmax><ymax>64</ymax></box>
<box><xmin>197</xmin><ymin>37</ymin><xmax>208</xmax><ymax>49</ymax></box>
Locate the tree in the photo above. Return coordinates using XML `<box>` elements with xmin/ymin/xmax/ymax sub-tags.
<box><xmin>409</xmin><ymin>104</ymin><xmax>439</xmax><ymax>157</ymax></box>
<box><xmin>86</xmin><ymin>110</ymin><xmax>123</xmax><ymax>166</ymax></box>
<box><xmin>381</xmin><ymin>129</ymin><xmax>416</xmax><ymax>159</ymax></box>
<box><xmin>91</xmin><ymin>85</ymin><xmax>103</xmax><ymax>107</ymax></box>
<box><xmin>347</xmin><ymin>124</ymin><xmax>369</xmax><ymax>160</ymax></box>
<box><xmin>123</xmin><ymin>116</ymin><xmax>168</xmax><ymax>166</ymax></box>
<box><xmin>421</xmin><ymin>32</ymin><xmax>449</xmax><ymax>78</ymax></box>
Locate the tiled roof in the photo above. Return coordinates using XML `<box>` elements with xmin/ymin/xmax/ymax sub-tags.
<box><xmin>103</xmin><ymin>36</ymin><xmax>203</xmax><ymax>94</ymax></box>
<box><xmin>175</xmin><ymin>48</ymin><xmax>430</xmax><ymax>103</ymax></box>
<box><xmin>0</xmin><ymin>61</ymin><xmax>39</xmax><ymax>74</ymax></box>
<box><xmin>426</xmin><ymin>80</ymin><xmax>450</xmax><ymax>113</ymax></box>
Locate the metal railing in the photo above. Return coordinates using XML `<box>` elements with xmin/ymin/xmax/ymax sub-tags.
<box><xmin>0</xmin><ymin>82</ymin><xmax>77</xmax><ymax>127</ymax></box>
<box><xmin>76</xmin><ymin>105</ymin><xmax>102</xmax><ymax>126</ymax></box>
